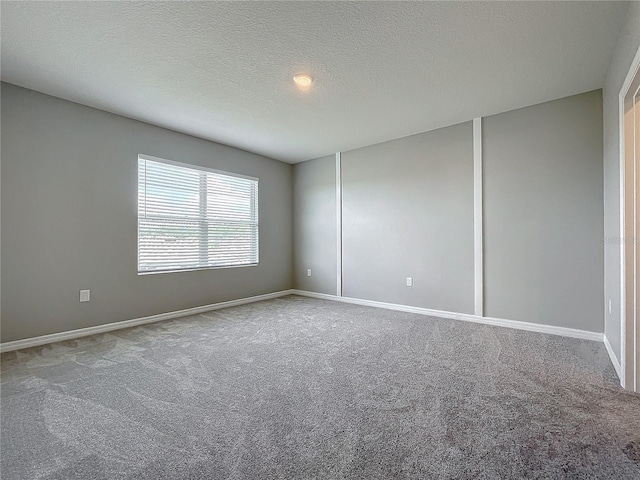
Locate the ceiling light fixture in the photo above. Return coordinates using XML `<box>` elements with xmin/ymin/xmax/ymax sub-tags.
<box><xmin>293</xmin><ymin>73</ymin><xmax>314</xmax><ymax>89</ymax></box>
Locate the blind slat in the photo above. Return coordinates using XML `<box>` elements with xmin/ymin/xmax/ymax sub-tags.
<box><xmin>138</xmin><ymin>156</ymin><xmax>259</xmax><ymax>273</ymax></box>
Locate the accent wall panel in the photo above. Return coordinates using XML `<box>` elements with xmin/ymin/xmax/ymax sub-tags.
<box><xmin>341</xmin><ymin>122</ymin><xmax>474</xmax><ymax>313</ymax></box>
<box><xmin>483</xmin><ymin>90</ymin><xmax>604</xmax><ymax>331</ymax></box>
<box><xmin>293</xmin><ymin>155</ymin><xmax>337</xmax><ymax>295</ymax></box>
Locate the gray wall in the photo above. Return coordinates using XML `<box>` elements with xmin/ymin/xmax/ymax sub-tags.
<box><xmin>1</xmin><ymin>83</ymin><xmax>293</xmax><ymax>343</ymax></box>
<box><xmin>483</xmin><ymin>90</ymin><xmax>604</xmax><ymax>331</ymax></box>
<box><xmin>603</xmin><ymin>2</ymin><xmax>640</xmax><ymax>361</ymax></box>
<box><xmin>293</xmin><ymin>91</ymin><xmax>604</xmax><ymax>333</ymax></box>
<box><xmin>341</xmin><ymin>122</ymin><xmax>475</xmax><ymax>313</ymax></box>
<box><xmin>2</xmin><ymin>82</ymin><xmax>609</xmax><ymax>342</ymax></box>
<box><xmin>293</xmin><ymin>155</ymin><xmax>337</xmax><ymax>295</ymax></box>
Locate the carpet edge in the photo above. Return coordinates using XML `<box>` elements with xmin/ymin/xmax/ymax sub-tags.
<box><xmin>0</xmin><ymin>290</ymin><xmax>296</xmax><ymax>353</ymax></box>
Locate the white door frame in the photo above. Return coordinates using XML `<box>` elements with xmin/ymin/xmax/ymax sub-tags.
<box><xmin>620</xmin><ymin>45</ymin><xmax>640</xmax><ymax>392</ymax></box>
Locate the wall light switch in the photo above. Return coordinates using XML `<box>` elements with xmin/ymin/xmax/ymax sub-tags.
<box><xmin>80</xmin><ymin>290</ymin><xmax>90</xmax><ymax>302</ymax></box>
<box><xmin>608</xmin><ymin>299</ymin><xmax>612</xmax><ymax>314</ymax></box>
<box><xmin>307</xmin><ymin>269</ymin><xmax>312</xmax><ymax>277</ymax></box>
<box><xmin>406</xmin><ymin>277</ymin><xmax>413</xmax><ymax>287</ymax></box>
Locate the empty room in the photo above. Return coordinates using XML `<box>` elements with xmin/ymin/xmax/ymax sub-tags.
<box><xmin>1</xmin><ymin>1</ymin><xmax>639</xmax><ymax>479</ymax></box>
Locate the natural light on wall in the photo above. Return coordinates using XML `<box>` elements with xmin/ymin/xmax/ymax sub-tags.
<box><xmin>137</xmin><ymin>155</ymin><xmax>259</xmax><ymax>274</ymax></box>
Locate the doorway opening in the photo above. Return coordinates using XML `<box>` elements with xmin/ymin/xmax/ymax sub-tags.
<box><xmin>621</xmin><ymin>46</ymin><xmax>640</xmax><ymax>392</ymax></box>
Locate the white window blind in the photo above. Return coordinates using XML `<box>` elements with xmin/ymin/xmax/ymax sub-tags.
<box><xmin>137</xmin><ymin>155</ymin><xmax>258</xmax><ymax>273</ymax></box>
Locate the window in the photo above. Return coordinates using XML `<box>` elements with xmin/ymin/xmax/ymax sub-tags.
<box><xmin>137</xmin><ymin>155</ymin><xmax>258</xmax><ymax>273</ymax></box>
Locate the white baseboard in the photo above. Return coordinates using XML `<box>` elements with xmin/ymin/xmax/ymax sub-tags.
<box><xmin>0</xmin><ymin>290</ymin><xmax>295</xmax><ymax>353</ymax></box>
<box><xmin>291</xmin><ymin>290</ymin><xmax>604</xmax><ymax>342</ymax></box>
<box><xmin>1</xmin><ymin>288</ymin><xmax>606</xmax><ymax>355</ymax></box>
<box><xmin>603</xmin><ymin>334</ymin><xmax>623</xmax><ymax>381</ymax></box>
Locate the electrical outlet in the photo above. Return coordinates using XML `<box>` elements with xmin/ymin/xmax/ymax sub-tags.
<box><xmin>307</xmin><ymin>269</ymin><xmax>312</xmax><ymax>277</ymax></box>
<box><xmin>608</xmin><ymin>299</ymin><xmax>612</xmax><ymax>314</ymax></box>
<box><xmin>80</xmin><ymin>290</ymin><xmax>91</xmax><ymax>302</ymax></box>
<box><xmin>406</xmin><ymin>277</ymin><xmax>413</xmax><ymax>287</ymax></box>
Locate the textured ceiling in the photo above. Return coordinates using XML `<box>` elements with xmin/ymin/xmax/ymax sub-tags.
<box><xmin>0</xmin><ymin>1</ymin><xmax>629</xmax><ymax>163</ymax></box>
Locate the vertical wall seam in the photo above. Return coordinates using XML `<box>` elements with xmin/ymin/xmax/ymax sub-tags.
<box><xmin>473</xmin><ymin>118</ymin><xmax>484</xmax><ymax>317</ymax></box>
<box><xmin>336</xmin><ymin>152</ymin><xmax>343</xmax><ymax>297</ymax></box>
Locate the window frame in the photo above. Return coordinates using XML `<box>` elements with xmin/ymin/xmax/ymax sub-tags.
<box><xmin>137</xmin><ymin>154</ymin><xmax>259</xmax><ymax>275</ymax></box>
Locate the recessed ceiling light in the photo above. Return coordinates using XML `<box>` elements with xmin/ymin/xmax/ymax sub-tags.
<box><xmin>293</xmin><ymin>73</ymin><xmax>314</xmax><ymax>89</ymax></box>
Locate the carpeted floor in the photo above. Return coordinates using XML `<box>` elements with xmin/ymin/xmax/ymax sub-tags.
<box><xmin>1</xmin><ymin>295</ymin><xmax>639</xmax><ymax>479</ymax></box>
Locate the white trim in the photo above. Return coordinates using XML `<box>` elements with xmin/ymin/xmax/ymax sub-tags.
<box><xmin>619</xmin><ymin>83</ymin><xmax>626</xmax><ymax>388</ymax></box>
<box><xmin>336</xmin><ymin>152</ymin><xmax>343</xmax><ymax>297</ymax></box>
<box><xmin>636</xmin><ymin>84</ymin><xmax>640</xmax><ymax>392</ymax></box>
<box><xmin>0</xmin><ymin>290</ymin><xmax>294</xmax><ymax>353</ymax></box>
<box><xmin>473</xmin><ymin>117</ymin><xmax>483</xmax><ymax>317</ymax></box>
<box><xmin>604</xmin><ymin>334</ymin><xmax>623</xmax><ymax>381</ymax></box>
<box><xmin>291</xmin><ymin>290</ymin><xmax>603</xmax><ymax>342</ymax></box>
<box><xmin>619</xmin><ymin>44</ymin><xmax>640</xmax><ymax>390</ymax></box>
<box><xmin>2</xmin><ymin>288</ymin><xmax>608</xmax><ymax>364</ymax></box>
